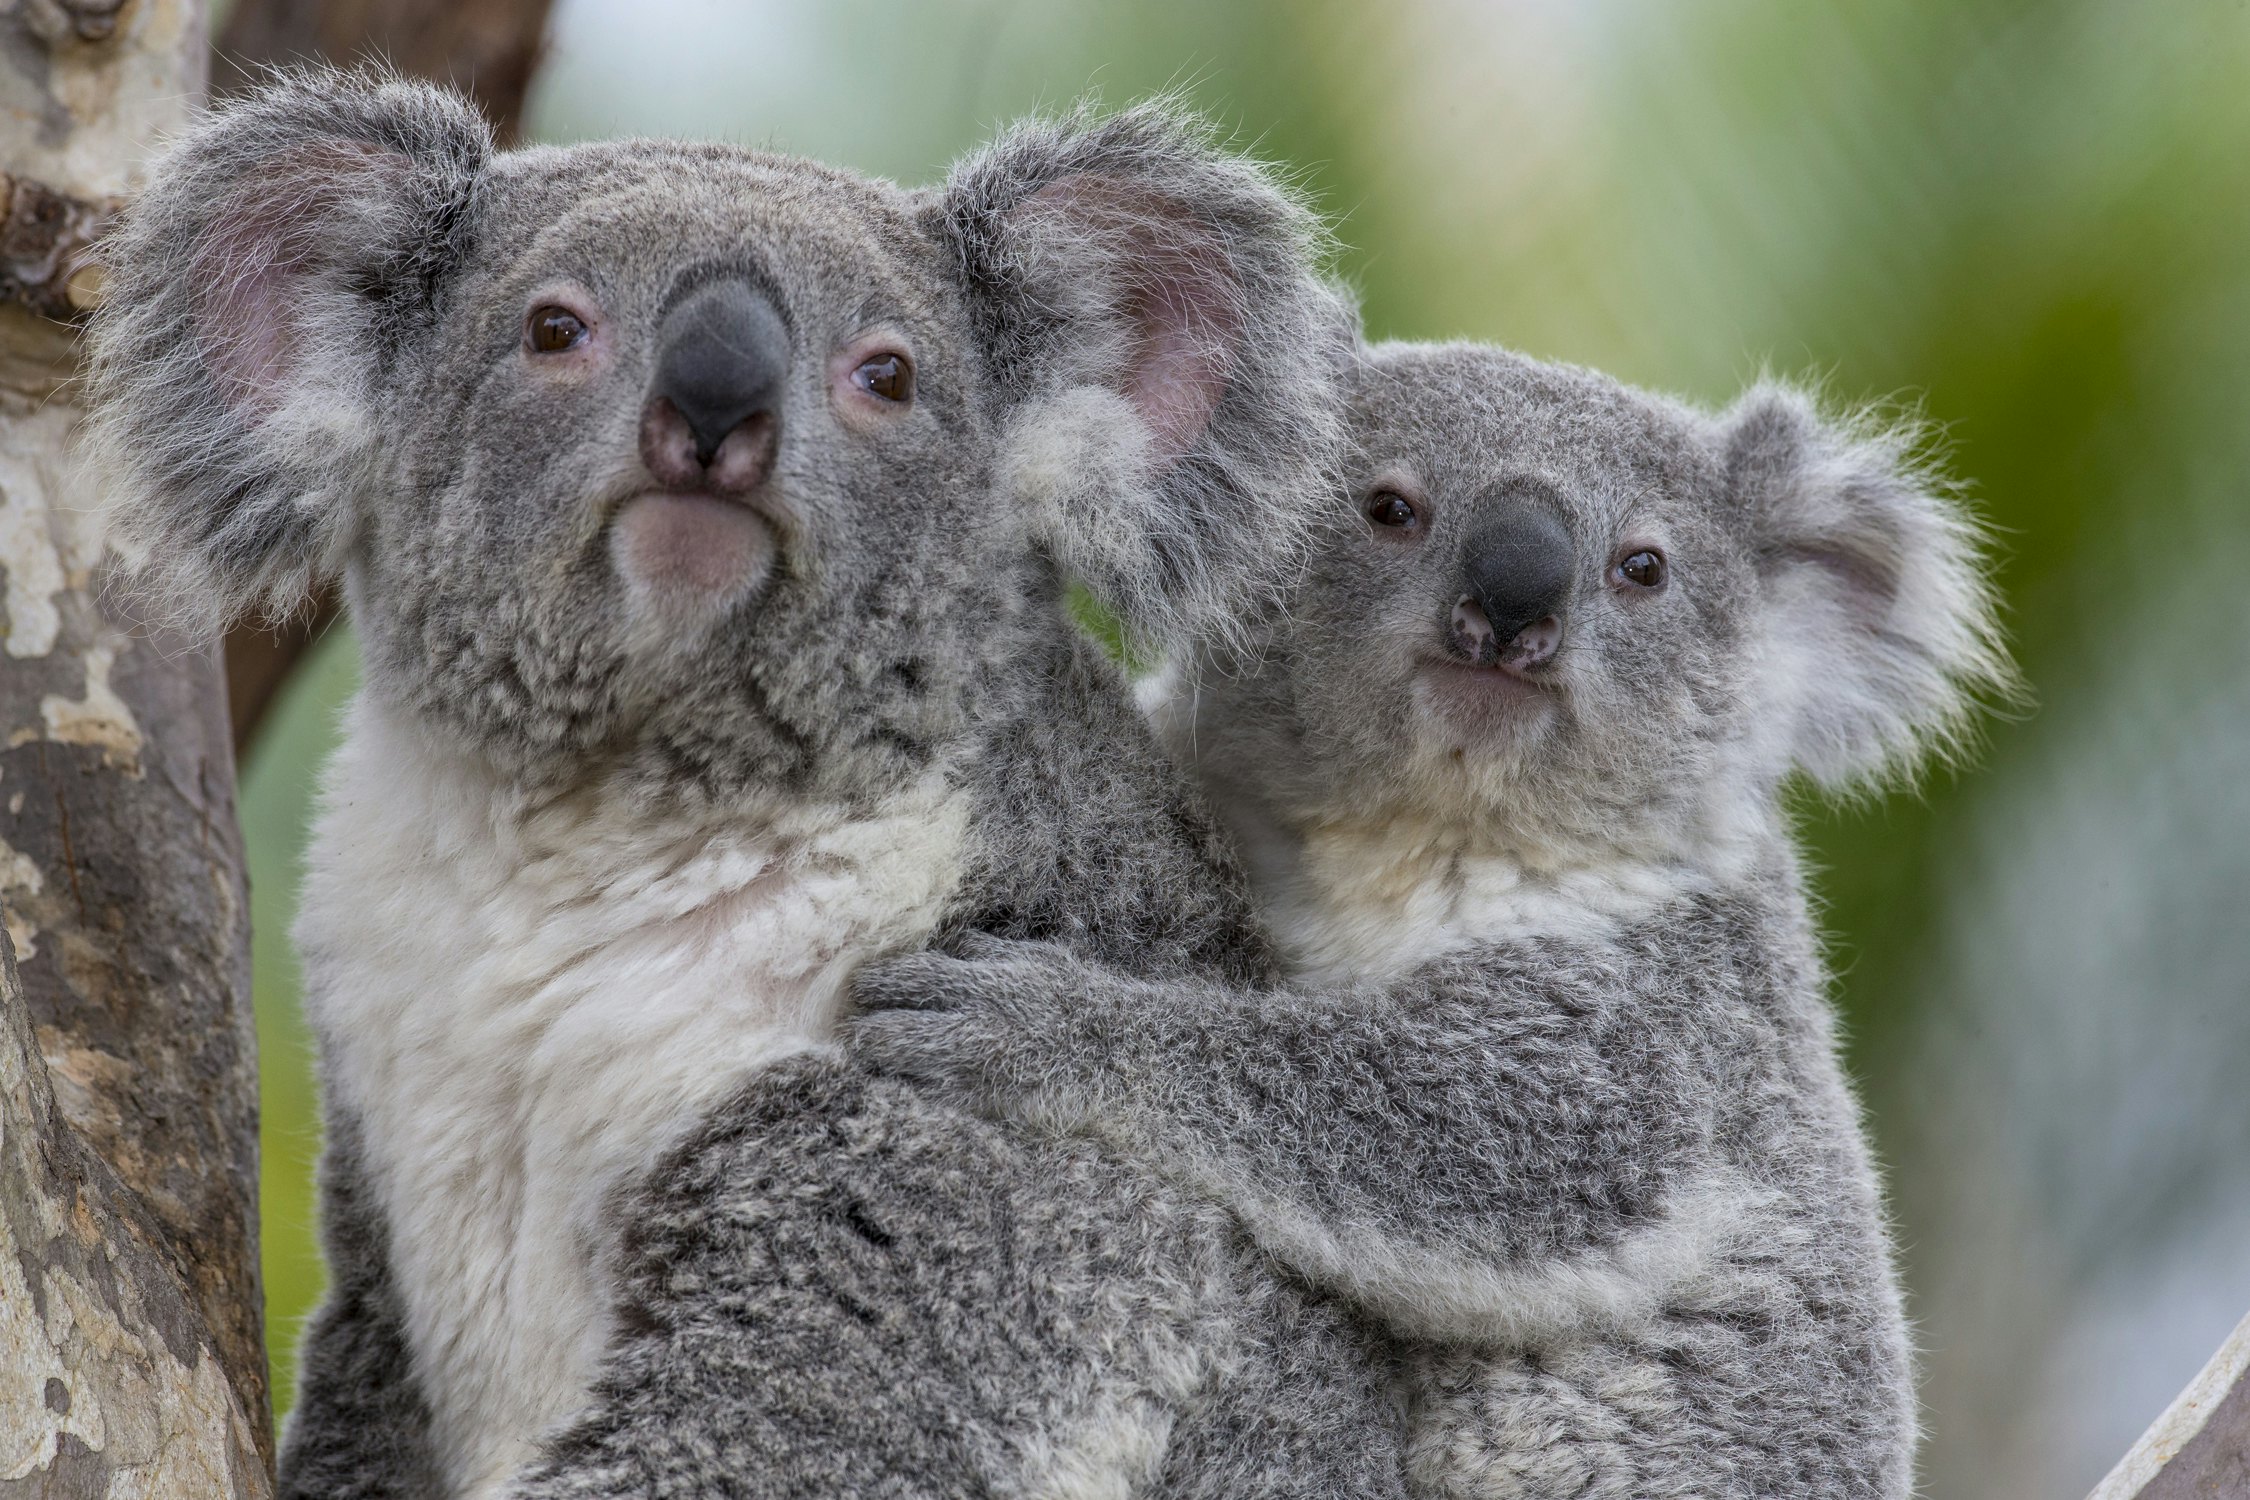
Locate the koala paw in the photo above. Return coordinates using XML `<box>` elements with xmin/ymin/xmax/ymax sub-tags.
<box><xmin>845</xmin><ymin>936</ymin><xmax>1079</xmax><ymax>1100</ymax></box>
<box><xmin>843</xmin><ymin>1005</ymin><xmax>996</xmax><ymax>1100</ymax></box>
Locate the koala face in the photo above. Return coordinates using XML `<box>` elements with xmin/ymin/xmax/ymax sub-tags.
<box><xmin>1176</xmin><ymin>342</ymin><xmax>2011</xmax><ymax>864</ymax></box>
<box><xmin>352</xmin><ymin>143</ymin><xmax>1006</xmax><ymax>802</ymax></box>
<box><xmin>89</xmin><ymin>73</ymin><xmax>1347</xmax><ymax>808</ymax></box>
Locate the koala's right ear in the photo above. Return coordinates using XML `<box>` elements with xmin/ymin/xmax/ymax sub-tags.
<box><xmin>1716</xmin><ymin>384</ymin><xmax>2018</xmax><ymax>792</ymax></box>
<box><xmin>84</xmin><ymin>70</ymin><xmax>491</xmax><ymax>630</ymax></box>
<box><xmin>931</xmin><ymin>102</ymin><xmax>1353</xmax><ymax>650</ymax></box>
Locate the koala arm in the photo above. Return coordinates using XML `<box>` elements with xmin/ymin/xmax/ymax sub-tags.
<box><xmin>277</xmin><ymin>1112</ymin><xmax>447</xmax><ymax>1500</ymax></box>
<box><xmin>848</xmin><ymin>897</ymin><xmax>1763</xmax><ymax>1343</ymax></box>
<box><xmin>1405</xmin><ymin>1299</ymin><xmax>1914</xmax><ymax>1500</ymax></box>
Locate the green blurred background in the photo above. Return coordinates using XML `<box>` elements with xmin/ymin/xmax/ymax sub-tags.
<box><xmin>241</xmin><ymin>4</ymin><xmax>2250</xmax><ymax>1495</ymax></box>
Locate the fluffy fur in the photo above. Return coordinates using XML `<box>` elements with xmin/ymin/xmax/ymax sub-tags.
<box><xmin>300</xmin><ymin>699</ymin><xmax>969</xmax><ymax>1493</ymax></box>
<box><xmin>854</xmin><ymin>341</ymin><xmax>2017</xmax><ymax>1498</ymax></box>
<box><xmin>86</xmin><ymin>70</ymin><xmax>1394</xmax><ymax>1500</ymax></box>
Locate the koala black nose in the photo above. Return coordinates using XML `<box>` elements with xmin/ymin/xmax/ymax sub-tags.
<box><xmin>1447</xmin><ymin>507</ymin><xmax>1575</xmax><ymax>671</ymax></box>
<box><xmin>645</xmin><ymin>279</ymin><xmax>788</xmax><ymax>484</ymax></box>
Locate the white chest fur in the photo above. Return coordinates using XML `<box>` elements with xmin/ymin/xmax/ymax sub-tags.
<box><xmin>295</xmin><ymin>698</ymin><xmax>969</xmax><ymax>1499</ymax></box>
<box><xmin>1259</xmin><ymin>814</ymin><xmax>1698</xmax><ymax>986</ymax></box>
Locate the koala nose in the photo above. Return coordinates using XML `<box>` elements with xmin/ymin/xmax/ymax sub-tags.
<box><xmin>1447</xmin><ymin>508</ymin><xmax>1575</xmax><ymax>671</ymax></box>
<box><xmin>642</xmin><ymin>279</ymin><xmax>788</xmax><ymax>491</ymax></box>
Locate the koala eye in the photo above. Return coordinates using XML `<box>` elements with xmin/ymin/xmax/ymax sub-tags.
<box><xmin>1367</xmin><ymin>491</ymin><xmax>1419</xmax><ymax>530</ymax></box>
<box><xmin>852</xmin><ymin>352</ymin><xmax>914</xmax><ymax>404</ymax></box>
<box><xmin>1612</xmin><ymin>549</ymin><xmax>1668</xmax><ymax>590</ymax></box>
<box><xmin>526</xmin><ymin>305</ymin><xmax>589</xmax><ymax>353</ymax></box>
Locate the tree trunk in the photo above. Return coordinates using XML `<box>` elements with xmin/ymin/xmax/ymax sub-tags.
<box><xmin>1</xmin><ymin>930</ymin><xmax>265</xmax><ymax>1497</ymax></box>
<box><xmin>212</xmin><ymin>0</ymin><xmax>554</xmax><ymax>753</ymax></box>
<box><xmin>0</xmin><ymin>1</ymin><xmax>269</xmax><ymax>1494</ymax></box>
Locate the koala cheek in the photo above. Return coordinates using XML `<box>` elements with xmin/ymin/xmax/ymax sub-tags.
<box><xmin>608</xmin><ymin>493</ymin><xmax>776</xmax><ymax>644</ymax></box>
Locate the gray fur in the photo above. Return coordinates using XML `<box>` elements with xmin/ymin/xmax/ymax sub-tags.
<box><xmin>501</xmin><ymin>644</ymin><xmax>1412</xmax><ymax>1500</ymax></box>
<box><xmin>508</xmin><ymin>1056</ymin><xmax>1407</xmax><ymax>1500</ymax></box>
<box><xmin>277</xmin><ymin>1113</ymin><xmax>445</xmax><ymax>1499</ymax></box>
<box><xmin>88</xmin><ymin>72</ymin><xmax>1347</xmax><ymax>807</ymax></box>
<box><xmin>854</xmin><ymin>342</ymin><xmax>2016</xmax><ymax>1497</ymax></box>
<box><xmin>86</xmin><ymin>69</ymin><xmax>1394</xmax><ymax>1498</ymax></box>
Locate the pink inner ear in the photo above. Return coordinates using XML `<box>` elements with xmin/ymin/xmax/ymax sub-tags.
<box><xmin>1124</xmin><ymin>233</ymin><xmax>1240</xmax><ymax>458</ymax></box>
<box><xmin>191</xmin><ymin>139</ymin><xmax>411</xmax><ymax>418</ymax></box>
<box><xmin>1023</xmin><ymin>177</ymin><xmax>1244</xmax><ymax>460</ymax></box>
<box><xmin>1779</xmin><ymin>538</ymin><xmax>1903</xmax><ymax>616</ymax></box>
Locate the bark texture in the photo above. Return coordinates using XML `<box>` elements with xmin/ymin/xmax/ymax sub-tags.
<box><xmin>2089</xmin><ymin>1311</ymin><xmax>2250</xmax><ymax>1500</ymax></box>
<box><xmin>1</xmin><ymin>930</ymin><xmax>266</xmax><ymax>1498</ymax></box>
<box><xmin>212</xmin><ymin>0</ymin><xmax>553</xmax><ymax>124</ymax></box>
<box><xmin>212</xmin><ymin>0</ymin><xmax>555</xmax><ymax>751</ymax></box>
<box><xmin>1</xmin><ymin>0</ymin><xmax>270</xmax><ymax>1492</ymax></box>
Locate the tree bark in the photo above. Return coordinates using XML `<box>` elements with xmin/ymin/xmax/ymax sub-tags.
<box><xmin>212</xmin><ymin>0</ymin><xmax>554</xmax><ymax>753</ymax></box>
<box><xmin>0</xmin><ymin>0</ymin><xmax>269</xmax><ymax>1493</ymax></box>
<box><xmin>1</xmin><ymin>929</ymin><xmax>265</xmax><ymax>1498</ymax></box>
<box><xmin>2088</xmin><ymin>1310</ymin><xmax>2250</xmax><ymax>1500</ymax></box>
<box><xmin>212</xmin><ymin>0</ymin><xmax>553</xmax><ymax>122</ymax></box>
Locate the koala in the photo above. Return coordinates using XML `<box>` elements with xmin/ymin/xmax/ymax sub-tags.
<box><xmin>86</xmin><ymin>71</ymin><xmax>1408</xmax><ymax>1499</ymax></box>
<box><xmin>852</xmin><ymin>340</ymin><xmax>2016</xmax><ymax>1498</ymax></box>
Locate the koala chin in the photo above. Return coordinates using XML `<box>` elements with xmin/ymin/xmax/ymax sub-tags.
<box><xmin>853</xmin><ymin>341</ymin><xmax>2016</xmax><ymax>1500</ymax></box>
<box><xmin>87</xmin><ymin>69</ymin><xmax>1409</xmax><ymax>1500</ymax></box>
<box><xmin>608</xmin><ymin>493</ymin><xmax>774</xmax><ymax>652</ymax></box>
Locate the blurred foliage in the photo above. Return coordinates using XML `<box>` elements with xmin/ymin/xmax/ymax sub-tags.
<box><xmin>241</xmin><ymin>3</ymin><xmax>2250</xmax><ymax>1492</ymax></box>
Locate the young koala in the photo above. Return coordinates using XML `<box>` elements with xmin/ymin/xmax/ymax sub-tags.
<box><xmin>87</xmin><ymin>71</ymin><xmax>1405</xmax><ymax>1499</ymax></box>
<box><xmin>853</xmin><ymin>340</ymin><xmax>2014</xmax><ymax>1498</ymax></box>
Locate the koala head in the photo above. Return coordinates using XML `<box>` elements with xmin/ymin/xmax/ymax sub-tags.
<box><xmin>1160</xmin><ymin>342</ymin><xmax>2014</xmax><ymax>868</ymax></box>
<box><xmin>87</xmin><ymin>71</ymin><xmax>1346</xmax><ymax>807</ymax></box>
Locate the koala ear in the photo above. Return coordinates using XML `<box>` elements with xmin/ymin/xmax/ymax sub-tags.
<box><xmin>83</xmin><ymin>69</ymin><xmax>491</xmax><ymax>631</ymax></box>
<box><xmin>932</xmin><ymin>101</ymin><xmax>1352</xmax><ymax>647</ymax></box>
<box><xmin>1718</xmin><ymin>384</ymin><xmax>2016</xmax><ymax>791</ymax></box>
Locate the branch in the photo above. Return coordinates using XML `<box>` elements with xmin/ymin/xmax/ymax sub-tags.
<box><xmin>214</xmin><ymin>0</ymin><xmax>555</xmax><ymax>138</ymax></box>
<box><xmin>2087</xmin><ymin>1310</ymin><xmax>2250</xmax><ymax>1500</ymax></box>
<box><xmin>1</xmin><ymin>171</ymin><xmax>117</xmax><ymax>323</ymax></box>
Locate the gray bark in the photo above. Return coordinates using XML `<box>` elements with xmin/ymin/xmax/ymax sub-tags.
<box><xmin>0</xmin><ymin>0</ymin><xmax>269</xmax><ymax>1492</ymax></box>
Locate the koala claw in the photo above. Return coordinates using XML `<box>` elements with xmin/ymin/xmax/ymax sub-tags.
<box><xmin>849</xmin><ymin>950</ymin><xmax>974</xmax><ymax>1014</ymax></box>
<box><xmin>846</xmin><ymin>938</ymin><xmax>1093</xmax><ymax>1104</ymax></box>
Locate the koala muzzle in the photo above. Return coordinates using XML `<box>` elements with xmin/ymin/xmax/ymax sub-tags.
<box><xmin>642</xmin><ymin>279</ymin><xmax>788</xmax><ymax>493</ymax></box>
<box><xmin>1447</xmin><ymin>508</ymin><xmax>1574</xmax><ymax>673</ymax></box>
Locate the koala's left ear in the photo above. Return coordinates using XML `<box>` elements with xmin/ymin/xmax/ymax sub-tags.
<box><xmin>1717</xmin><ymin>384</ymin><xmax>2016</xmax><ymax>790</ymax></box>
<box><xmin>931</xmin><ymin>102</ymin><xmax>1354</xmax><ymax>647</ymax></box>
<box><xmin>83</xmin><ymin>69</ymin><xmax>492</xmax><ymax>631</ymax></box>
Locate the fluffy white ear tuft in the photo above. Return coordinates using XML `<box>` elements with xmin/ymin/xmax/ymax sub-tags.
<box><xmin>82</xmin><ymin>68</ymin><xmax>491</xmax><ymax>635</ymax></box>
<box><xmin>1719</xmin><ymin>383</ymin><xmax>2019</xmax><ymax>791</ymax></box>
<box><xmin>935</xmin><ymin>99</ymin><xmax>1354</xmax><ymax>653</ymax></box>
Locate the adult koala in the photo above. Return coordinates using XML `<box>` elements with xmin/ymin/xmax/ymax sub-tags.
<box><xmin>855</xmin><ymin>342</ymin><xmax>2017</xmax><ymax>1498</ymax></box>
<box><xmin>86</xmin><ymin>71</ymin><xmax>1394</xmax><ymax>1499</ymax></box>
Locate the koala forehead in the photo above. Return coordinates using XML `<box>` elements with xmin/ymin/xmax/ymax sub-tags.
<box><xmin>1345</xmin><ymin>342</ymin><xmax>1718</xmax><ymax>537</ymax></box>
<box><xmin>457</xmin><ymin>142</ymin><xmax>961</xmax><ymax>352</ymax></box>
